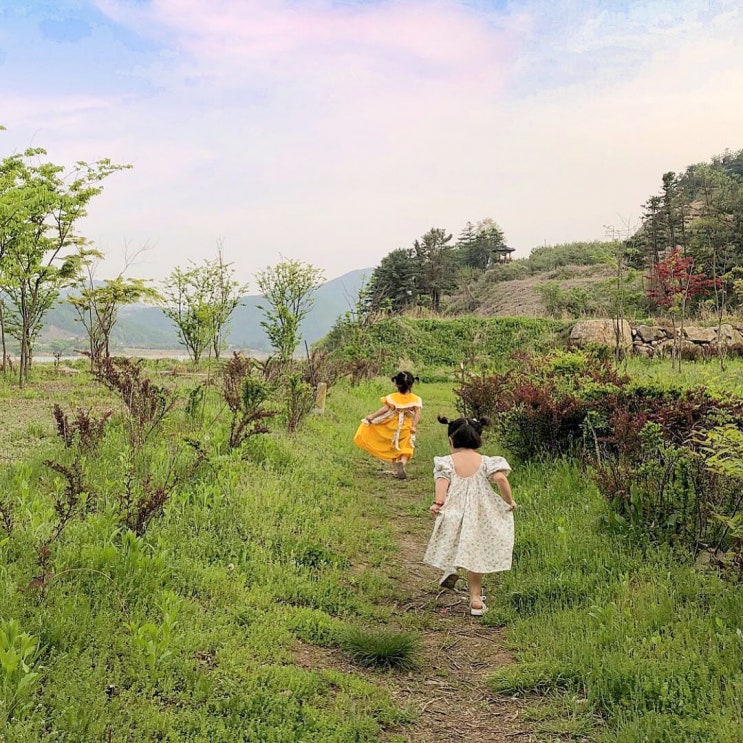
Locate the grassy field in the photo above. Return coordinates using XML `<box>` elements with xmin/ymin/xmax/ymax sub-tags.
<box><xmin>0</xmin><ymin>360</ymin><xmax>741</xmax><ymax>741</ymax></box>
<box><xmin>624</xmin><ymin>355</ymin><xmax>743</xmax><ymax>396</ymax></box>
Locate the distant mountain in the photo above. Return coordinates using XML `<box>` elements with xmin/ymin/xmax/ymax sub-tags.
<box><xmin>38</xmin><ymin>268</ymin><xmax>370</xmax><ymax>353</ymax></box>
<box><xmin>226</xmin><ymin>268</ymin><xmax>369</xmax><ymax>350</ymax></box>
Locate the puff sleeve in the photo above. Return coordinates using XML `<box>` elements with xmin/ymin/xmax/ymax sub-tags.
<box><xmin>433</xmin><ymin>456</ymin><xmax>454</xmax><ymax>481</ymax></box>
<box><xmin>483</xmin><ymin>456</ymin><xmax>512</xmax><ymax>477</ymax></box>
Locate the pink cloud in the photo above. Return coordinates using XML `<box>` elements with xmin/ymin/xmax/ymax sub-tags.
<box><xmin>94</xmin><ymin>0</ymin><xmax>527</xmax><ymax>88</ymax></box>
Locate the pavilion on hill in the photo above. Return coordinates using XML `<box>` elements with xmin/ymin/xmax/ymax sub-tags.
<box><xmin>493</xmin><ymin>245</ymin><xmax>516</xmax><ymax>263</ymax></box>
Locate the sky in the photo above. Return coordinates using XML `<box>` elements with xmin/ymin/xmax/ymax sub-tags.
<box><xmin>1</xmin><ymin>0</ymin><xmax>742</xmax><ymax>286</ymax></box>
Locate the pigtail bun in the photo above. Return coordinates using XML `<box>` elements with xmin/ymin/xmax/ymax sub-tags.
<box><xmin>437</xmin><ymin>415</ymin><xmax>450</xmax><ymax>425</ymax></box>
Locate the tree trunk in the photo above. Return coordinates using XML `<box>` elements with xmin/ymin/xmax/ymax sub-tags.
<box><xmin>19</xmin><ymin>290</ymin><xmax>28</xmax><ymax>388</ymax></box>
<box><xmin>0</xmin><ymin>301</ymin><xmax>7</xmax><ymax>374</ymax></box>
<box><xmin>89</xmin><ymin>305</ymin><xmax>95</xmax><ymax>372</ymax></box>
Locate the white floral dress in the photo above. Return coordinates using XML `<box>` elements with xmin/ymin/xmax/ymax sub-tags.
<box><xmin>424</xmin><ymin>454</ymin><xmax>514</xmax><ymax>574</ymax></box>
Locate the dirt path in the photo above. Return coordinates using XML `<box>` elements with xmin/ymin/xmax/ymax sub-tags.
<box><xmin>295</xmin><ymin>465</ymin><xmax>538</xmax><ymax>742</ymax></box>
<box><xmin>376</xmin><ymin>474</ymin><xmax>537</xmax><ymax>742</ymax></box>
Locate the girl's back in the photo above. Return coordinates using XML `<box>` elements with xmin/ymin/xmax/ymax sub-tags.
<box><xmin>449</xmin><ymin>449</ymin><xmax>482</xmax><ymax>479</ymax></box>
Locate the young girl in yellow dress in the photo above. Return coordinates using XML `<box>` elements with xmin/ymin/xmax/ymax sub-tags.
<box><xmin>354</xmin><ymin>371</ymin><xmax>422</xmax><ymax>479</ymax></box>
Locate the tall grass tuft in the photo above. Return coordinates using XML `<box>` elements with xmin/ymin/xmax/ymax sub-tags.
<box><xmin>339</xmin><ymin>626</ymin><xmax>420</xmax><ymax>670</ymax></box>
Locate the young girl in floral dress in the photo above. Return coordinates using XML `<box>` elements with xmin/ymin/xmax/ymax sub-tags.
<box><xmin>424</xmin><ymin>416</ymin><xmax>516</xmax><ymax>616</ymax></box>
<box><xmin>353</xmin><ymin>371</ymin><xmax>422</xmax><ymax>479</ymax></box>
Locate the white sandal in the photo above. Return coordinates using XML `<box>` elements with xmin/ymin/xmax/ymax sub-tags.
<box><xmin>469</xmin><ymin>599</ymin><xmax>487</xmax><ymax>617</ymax></box>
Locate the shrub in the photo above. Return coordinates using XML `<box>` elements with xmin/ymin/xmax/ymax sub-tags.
<box><xmin>285</xmin><ymin>374</ymin><xmax>314</xmax><ymax>434</ymax></box>
<box><xmin>221</xmin><ymin>353</ymin><xmax>276</xmax><ymax>449</ymax></box>
<box><xmin>455</xmin><ymin>349</ymin><xmax>625</xmax><ymax>459</ymax></box>
<box><xmin>457</xmin><ymin>349</ymin><xmax>743</xmax><ymax>557</ymax></box>
<box><xmin>591</xmin><ymin>391</ymin><xmax>743</xmax><ymax>552</ymax></box>
<box><xmin>324</xmin><ymin>316</ymin><xmax>567</xmax><ymax>371</ymax></box>
<box><xmin>52</xmin><ymin>404</ymin><xmax>112</xmax><ymax>451</ymax></box>
<box><xmin>95</xmin><ymin>357</ymin><xmax>177</xmax><ymax>445</ymax></box>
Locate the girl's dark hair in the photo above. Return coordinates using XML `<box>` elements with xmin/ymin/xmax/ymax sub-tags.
<box><xmin>437</xmin><ymin>415</ymin><xmax>491</xmax><ymax>450</ymax></box>
<box><xmin>391</xmin><ymin>371</ymin><xmax>419</xmax><ymax>394</ymax></box>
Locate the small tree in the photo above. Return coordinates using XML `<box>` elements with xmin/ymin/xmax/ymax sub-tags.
<box><xmin>70</xmin><ymin>248</ymin><xmax>158</xmax><ymax>370</ymax></box>
<box><xmin>256</xmin><ymin>259</ymin><xmax>324</xmax><ymax>365</ymax></box>
<box><xmin>0</xmin><ymin>148</ymin><xmax>129</xmax><ymax>384</ymax></box>
<box><xmin>161</xmin><ymin>251</ymin><xmax>247</xmax><ymax>364</ymax></box>
<box><xmin>605</xmin><ymin>218</ymin><xmax>638</xmax><ymax>365</ymax></box>
<box><xmin>646</xmin><ymin>248</ymin><xmax>718</xmax><ymax>371</ymax></box>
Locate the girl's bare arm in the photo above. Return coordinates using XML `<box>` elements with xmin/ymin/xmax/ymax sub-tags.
<box><xmin>430</xmin><ymin>478</ymin><xmax>450</xmax><ymax>514</ymax></box>
<box><xmin>365</xmin><ymin>404</ymin><xmax>391</xmax><ymax>422</ymax></box>
<box><xmin>491</xmin><ymin>471</ymin><xmax>517</xmax><ymax>511</ymax></box>
<box><xmin>411</xmin><ymin>407</ymin><xmax>421</xmax><ymax>431</ymax></box>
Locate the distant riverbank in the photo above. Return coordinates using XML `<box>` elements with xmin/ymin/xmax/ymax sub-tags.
<box><xmin>30</xmin><ymin>348</ymin><xmax>270</xmax><ymax>364</ymax></box>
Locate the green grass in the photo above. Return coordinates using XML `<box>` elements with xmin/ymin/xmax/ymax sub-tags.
<box><xmin>0</xmin><ymin>359</ymin><xmax>742</xmax><ymax>741</ymax></box>
<box><xmin>483</xmin><ymin>456</ymin><xmax>743</xmax><ymax>741</ymax></box>
<box><xmin>339</xmin><ymin>626</ymin><xmax>421</xmax><ymax>670</ymax></box>
<box><xmin>0</xmin><ymin>367</ymin><xmax>410</xmax><ymax>741</ymax></box>
<box><xmin>625</xmin><ymin>354</ymin><xmax>743</xmax><ymax>397</ymax></box>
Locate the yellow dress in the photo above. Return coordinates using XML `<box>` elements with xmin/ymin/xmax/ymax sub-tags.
<box><xmin>353</xmin><ymin>391</ymin><xmax>423</xmax><ymax>462</ymax></box>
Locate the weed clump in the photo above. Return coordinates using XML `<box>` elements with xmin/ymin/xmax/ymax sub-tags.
<box><xmin>339</xmin><ymin>626</ymin><xmax>420</xmax><ymax>671</ymax></box>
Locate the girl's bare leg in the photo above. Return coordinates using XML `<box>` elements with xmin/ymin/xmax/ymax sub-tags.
<box><xmin>395</xmin><ymin>456</ymin><xmax>408</xmax><ymax>479</ymax></box>
<box><xmin>467</xmin><ymin>571</ymin><xmax>484</xmax><ymax>609</ymax></box>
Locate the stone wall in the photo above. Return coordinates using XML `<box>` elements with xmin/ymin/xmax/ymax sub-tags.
<box><xmin>569</xmin><ymin>319</ymin><xmax>743</xmax><ymax>359</ymax></box>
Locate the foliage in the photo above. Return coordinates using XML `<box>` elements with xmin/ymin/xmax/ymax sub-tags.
<box><xmin>365</xmin><ymin>221</ymin><xmax>510</xmax><ymax>315</ymax></box>
<box><xmin>0</xmin><ymin>371</ymin><xmax>741</xmax><ymax>740</ymax></box>
<box><xmin>300</xmin><ymin>347</ymin><xmax>351</xmax><ymax>390</ymax></box>
<box><xmin>483</xmin><ymin>457</ymin><xmax>743</xmax><ymax>741</ymax></box>
<box><xmin>160</xmin><ymin>251</ymin><xmax>247</xmax><ymax>364</ymax></box>
<box><xmin>126</xmin><ymin>590</ymin><xmax>180</xmax><ymax>677</ymax></box>
<box><xmin>536</xmin><ymin>273</ymin><xmax>647</xmax><ymax>320</ymax></box>
<box><xmin>478</xmin><ymin>241</ymin><xmax>616</xmax><ymax>286</ymax></box>
<box><xmin>0</xmin><ymin>369</ymin><xmax>410</xmax><ymax>740</ymax></box>
<box><xmin>456</xmin><ymin>349</ymin><xmax>743</xmax><ymax>555</ymax></box>
<box><xmin>412</xmin><ymin>228</ymin><xmax>457</xmax><ymax>312</ymax></box>
<box><xmin>320</xmin><ymin>309</ymin><xmax>388</xmax><ymax>385</ymax></box>
<box><xmin>91</xmin><ymin>357</ymin><xmax>207</xmax><ymax>535</ymax></box>
<box><xmin>700</xmin><ymin>425</ymin><xmax>743</xmax><ymax>576</ymax></box>
<box><xmin>256</xmin><ymin>259</ymin><xmax>324</xmax><ymax>365</ymax></box>
<box><xmin>454</xmin><ymin>218</ymin><xmax>507</xmax><ymax>270</ymax></box>
<box><xmin>363</xmin><ymin>248</ymin><xmax>419</xmax><ymax>314</ymax></box>
<box><xmin>633</xmin><ymin>149</ymin><xmax>743</xmax><ymax>289</ymax></box>
<box><xmin>0</xmin><ymin>619</ymin><xmax>41</xmax><ymax>724</ymax></box>
<box><xmin>646</xmin><ymin>247</ymin><xmax>718</xmax><ymax>314</ymax></box>
<box><xmin>455</xmin><ymin>349</ymin><xmax>626</xmax><ymax>459</ymax></box>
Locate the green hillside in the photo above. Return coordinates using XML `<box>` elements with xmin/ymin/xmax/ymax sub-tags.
<box><xmin>362</xmin><ymin>149</ymin><xmax>743</xmax><ymax>323</ymax></box>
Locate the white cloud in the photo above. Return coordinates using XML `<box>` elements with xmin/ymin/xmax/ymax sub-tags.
<box><xmin>3</xmin><ymin>0</ymin><xmax>741</xmax><ymax>282</ymax></box>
